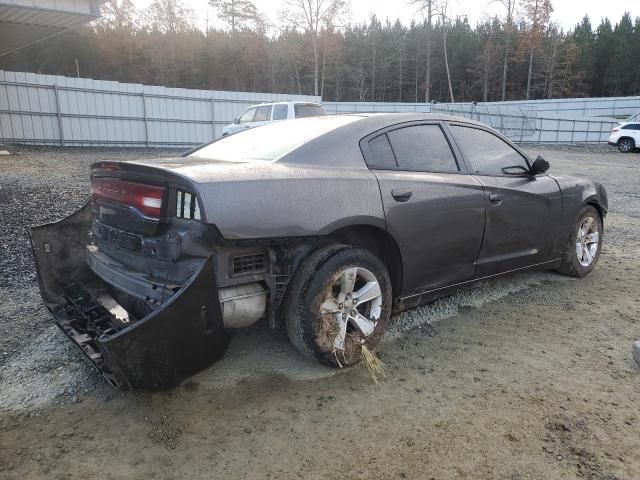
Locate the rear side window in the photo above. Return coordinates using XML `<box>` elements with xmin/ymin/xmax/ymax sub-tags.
<box><xmin>622</xmin><ymin>123</ymin><xmax>640</xmax><ymax>130</ymax></box>
<box><xmin>450</xmin><ymin>125</ymin><xmax>529</xmax><ymax>175</ymax></box>
<box><xmin>254</xmin><ymin>105</ymin><xmax>272</xmax><ymax>122</ymax></box>
<box><xmin>273</xmin><ymin>104</ymin><xmax>288</xmax><ymax>120</ymax></box>
<box><xmin>386</xmin><ymin>125</ymin><xmax>459</xmax><ymax>172</ymax></box>
<box><xmin>294</xmin><ymin>104</ymin><xmax>326</xmax><ymax>118</ymax></box>
<box><xmin>366</xmin><ymin>134</ymin><xmax>397</xmax><ymax>169</ymax></box>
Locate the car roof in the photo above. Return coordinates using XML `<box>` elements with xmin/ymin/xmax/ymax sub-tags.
<box><xmin>246</xmin><ymin>101</ymin><xmax>323</xmax><ymax>108</ymax></box>
<box><xmin>330</xmin><ymin>112</ymin><xmax>488</xmax><ymax>130</ymax></box>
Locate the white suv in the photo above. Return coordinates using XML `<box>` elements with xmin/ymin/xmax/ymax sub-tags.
<box><xmin>608</xmin><ymin>122</ymin><xmax>640</xmax><ymax>153</ymax></box>
<box><xmin>221</xmin><ymin>101</ymin><xmax>326</xmax><ymax>137</ymax></box>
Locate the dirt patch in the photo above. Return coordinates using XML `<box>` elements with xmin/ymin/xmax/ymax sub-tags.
<box><xmin>0</xmin><ymin>144</ymin><xmax>639</xmax><ymax>479</ymax></box>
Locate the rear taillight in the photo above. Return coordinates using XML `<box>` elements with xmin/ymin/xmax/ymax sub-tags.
<box><xmin>611</xmin><ymin>128</ymin><xmax>619</xmax><ymax>133</ymax></box>
<box><xmin>92</xmin><ymin>178</ymin><xmax>165</xmax><ymax>219</ymax></box>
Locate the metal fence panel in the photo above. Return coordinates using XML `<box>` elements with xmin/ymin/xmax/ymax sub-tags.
<box><xmin>326</xmin><ymin>99</ymin><xmax>626</xmax><ymax>144</ymax></box>
<box><xmin>324</xmin><ymin>97</ymin><xmax>628</xmax><ymax>143</ymax></box>
<box><xmin>0</xmin><ymin>70</ymin><xmax>319</xmax><ymax>147</ymax></box>
<box><xmin>2</xmin><ymin>70</ymin><xmax>637</xmax><ymax>146</ymax></box>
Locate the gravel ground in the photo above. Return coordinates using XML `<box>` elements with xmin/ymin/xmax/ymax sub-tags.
<box><xmin>0</xmin><ymin>143</ymin><xmax>638</xmax><ymax>480</ymax></box>
<box><xmin>0</xmin><ymin>146</ymin><xmax>180</xmax><ymax>290</ymax></box>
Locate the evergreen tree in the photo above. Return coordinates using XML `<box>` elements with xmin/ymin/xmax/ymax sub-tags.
<box><xmin>2</xmin><ymin>5</ymin><xmax>640</xmax><ymax>102</ymax></box>
<box><xmin>209</xmin><ymin>0</ymin><xmax>262</xmax><ymax>34</ymax></box>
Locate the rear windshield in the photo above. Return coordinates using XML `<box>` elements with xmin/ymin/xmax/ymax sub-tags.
<box><xmin>294</xmin><ymin>104</ymin><xmax>326</xmax><ymax>118</ymax></box>
<box><xmin>189</xmin><ymin>116</ymin><xmax>360</xmax><ymax>162</ymax></box>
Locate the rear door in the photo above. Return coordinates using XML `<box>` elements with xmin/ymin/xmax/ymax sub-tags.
<box><xmin>272</xmin><ymin>103</ymin><xmax>289</xmax><ymax>121</ymax></box>
<box><xmin>363</xmin><ymin>122</ymin><xmax>486</xmax><ymax>295</ymax></box>
<box><xmin>250</xmin><ymin>104</ymin><xmax>273</xmax><ymax>128</ymax></box>
<box><xmin>448</xmin><ymin>123</ymin><xmax>562</xmax><ymax>276</ymax></box>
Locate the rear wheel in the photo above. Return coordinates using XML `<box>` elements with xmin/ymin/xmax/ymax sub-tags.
<box><xmin>618</xmin><ymin>137</ymin><xmax>635</xmax><ymax>153</ymax></box>
<box><xmin>556</xmin><ymin>205</ymin><xmax>603</xmax><ymax>278</ymax></box>
<box><xmin>283</xmin><ymin>245</ymin><xmax>392</xmax><ymax>368</ymax></box>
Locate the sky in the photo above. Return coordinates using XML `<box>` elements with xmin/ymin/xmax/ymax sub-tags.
<box><xmin>134</xmin><ymin>0</ymin><xmax>639</xmax><ymax>32</ymax></box>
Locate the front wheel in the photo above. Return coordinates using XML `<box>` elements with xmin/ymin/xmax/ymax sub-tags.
<box><xmin>556</xmin><ymin>205</ymin><xmax>603</xmax><ymax>278</ymax></box>
<box><xmin>283</xmin><ymin>245</ymin><xmax>392</xmax><ymax>368</ymax></box>
<box><xmin>618</xmin><ymin>138</ymin><xmax>635</xmax><ymax>153</ymax></box>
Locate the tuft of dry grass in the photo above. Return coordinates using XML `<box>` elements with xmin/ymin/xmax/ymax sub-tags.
<box><xmin>360</xmin><ymin>345</ymin><xmax>388</xmax><ymax>384</ymax></box>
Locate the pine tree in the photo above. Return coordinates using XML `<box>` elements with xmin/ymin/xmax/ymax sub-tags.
<box><xmin>209</xmin><ymin>0</ymin><xmax>261</xmax><ymax>34</ymax></box>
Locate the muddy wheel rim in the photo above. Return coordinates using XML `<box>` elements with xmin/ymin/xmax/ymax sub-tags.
<box><xmin>619</xmin><ymin>139</ymin><xmax>632</xmax><ymax>152</ymax></box>
<box><xmin>575</xmin><ymin>216</ymin><xmax>599</xmax><ymax>267</ymax></box>
<box><xmin>319</xmin><ymin>266</ymin><xmax>383</xmax><ymax>351</ymax></box>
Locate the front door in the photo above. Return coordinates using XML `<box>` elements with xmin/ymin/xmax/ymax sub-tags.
<box><xmin>448</xmin><ymin>124</ymin><xmax>562</xmax><ymax>276</ymax></box>
<box><xmin>362</xmin><ymin>123</ymin><xmax>486</xmax><ymax>295</ymax></box>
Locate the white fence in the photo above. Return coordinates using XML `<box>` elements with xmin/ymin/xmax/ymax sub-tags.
<box><xmin>2</xmin><ymin>70</ymin><xmax>638</xmax><ymax>147</ymax></box>
<box><xmin>0</xmin><ymin>70</ymin><xmax>319</xmax><ymax>147</ymax></box>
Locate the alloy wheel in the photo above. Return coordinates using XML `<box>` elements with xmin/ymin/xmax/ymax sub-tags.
<box><xmin>319</xmin><ymin>267</ymin><xmax>383</xmax><ymax>351</ymax></box>
<box><xmin>619</xmin><ymin>139</ymin><xmax>633</xmax><ymax>152</ymax></box>
<box><xmin>575</xmin><ymin>216</ymin><xmax>600</xmax><ymax>267</ymax></box>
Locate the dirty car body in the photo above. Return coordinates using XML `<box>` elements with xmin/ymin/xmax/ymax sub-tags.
<box><xmin>31</xmin><ymin>113</ymin><xmax>608</xmax><ymax>390</ymax></box>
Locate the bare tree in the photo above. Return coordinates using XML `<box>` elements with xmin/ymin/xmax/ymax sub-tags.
<box><xmin>145</xmin><ymin>0</ymin><xmax>193</xmax><ymax>33</ymax></box>
<box><xmin>97</xmin><ymin>0</ymin><xmax>138</xmax><ymax>31</ymax></box>
<box><xmin>522</xmin><ymin>0</ymin><xmax>553</xmax><ymax>99</ymax></box>
<box><xmin>409</xmin><ymin>0</ymin><xmax>434</xmax><ymax>101</ymax></box>
<box><xmin>281</xmin><ymin>0</ymin><xmax>349</xmax><ymax>96</ymax></box>
<box><xmin>436</xmin><ymin>0</ymin><xmax>454</xmax><ymax>103</ymax></box>
<box><xmin>479</xmin><ymin>37</ymin><xmax>494</xmax><ymax>101</ymax></box>
<box><xmin>143</xmin><ymin>0</ymin><xmax>194</xmax><ymax>86</ymax></box>
<box><xmin>491</xmin><ymin>0</ymin><xmax>516</xmax><ymax>101</ymax></box>
<box><xmin>542</xmin><ymin>24</ymin><xmax>560</xmax><ymax>98</ymax></box>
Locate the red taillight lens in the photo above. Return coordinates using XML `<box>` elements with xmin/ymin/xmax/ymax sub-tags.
<box><xmin>611</xmin><ymin>128</ymin><xmax>619</xmax><ymax>133</ymax></box>
<box><xmin>91</xmin><ymin>178</ymin><xmax>165</xmax><ymax>219</ymax></box>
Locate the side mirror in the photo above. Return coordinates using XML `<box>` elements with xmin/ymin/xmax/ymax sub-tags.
<box><xmin>530</xmin><ymin>154</ymin><xmax>550</xmax><ymax>175</ymax></box>
<box><xmin>233</xmin><ymin>117</ymin><xmax>239</xmax><ymax>124</ymax></box>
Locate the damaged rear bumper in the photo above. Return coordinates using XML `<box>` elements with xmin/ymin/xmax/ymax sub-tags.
<box><xmin>29</xmin><ymin>203</ymin><xmax>228</xmax><ymax>391</ymax></box>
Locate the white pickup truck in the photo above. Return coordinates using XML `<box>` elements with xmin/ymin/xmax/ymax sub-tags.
<box><xmin>221</xmin><ymin>101</ymin><xmax>326</xmax><ymax>137</ymax></box>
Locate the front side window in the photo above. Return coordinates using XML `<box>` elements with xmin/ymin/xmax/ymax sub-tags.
<box><xmin>238</xmin><ymin>107</ymin><xmax>256</xmax><ymax>123</ymax></box>
<box><xmin>450</xmin><ymin>125</ymin><xmax>529</xmax><ymax>175</ymax></box>
<box><xmin>273</xmin><ymin>104</ymin><xmax>288</xmax><ymax>120</ymax></box>
<box><xmin>386</xmin><ymin>124</ymin><xmax>459</xmax><ymax>172</ymax></box>
<box><xmin>254</xmin><ymin>105</ymin><xmax>272</xmax><ymax>122</ymax></box>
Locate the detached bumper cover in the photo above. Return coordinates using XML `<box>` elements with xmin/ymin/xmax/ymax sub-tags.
<box><xmin>30</xmin><ymin>203</ymin><xmax>228</xmax><ymax>391</ymax></box>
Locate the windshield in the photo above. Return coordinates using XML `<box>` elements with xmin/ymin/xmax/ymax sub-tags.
<box><xmin>189</xmin><ymin>116</ymin><xmax>361</xmax><ymax>162</ymax></box>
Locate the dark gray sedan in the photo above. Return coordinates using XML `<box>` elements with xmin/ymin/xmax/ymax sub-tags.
<box><xmin>31</xmin><ymin>113</ymin><xmax>608</xmax><ymax>390</ymax></box>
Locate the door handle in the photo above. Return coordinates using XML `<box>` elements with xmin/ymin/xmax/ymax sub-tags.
<box><xmin>391</xmin><ymin>189</ymin><xmax>413</xmax><ymax>202</ymax></box>
<box><xmin>489</xmin><ymin>193</ymin><xmax>503</xmax><ymax>204</ymax></box>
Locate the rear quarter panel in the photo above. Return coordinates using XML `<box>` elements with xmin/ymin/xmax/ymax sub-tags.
<box><xmin>190</xmin><ymin>163</ymin><xmax>385</xmax><ymax>239</ymax></box>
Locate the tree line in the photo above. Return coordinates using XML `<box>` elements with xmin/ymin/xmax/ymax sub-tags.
<box><xmin>1</xmin><ymin>0</ymin><xmax>639</xmax><ymax>103</ymax></box>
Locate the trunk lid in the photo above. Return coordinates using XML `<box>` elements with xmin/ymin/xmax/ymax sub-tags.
<box><xmin>91</xmin><ymin>159</ymin><xmax>204</xmax><ymax>235</ymax></box>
